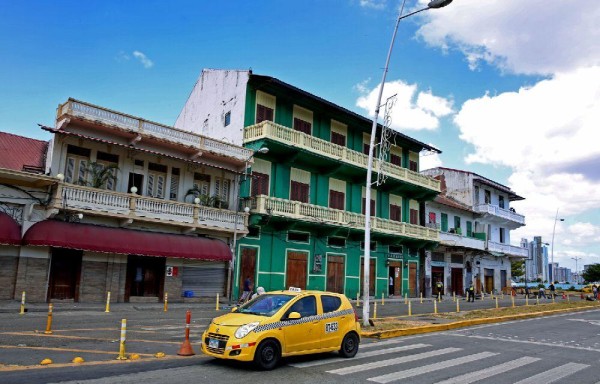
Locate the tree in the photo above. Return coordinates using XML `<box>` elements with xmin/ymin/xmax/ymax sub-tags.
<box><xmin>78</xmin><ymin>162</ymin><xmax>118</xmax><ymax>189</ymax></box>
<box><xmin>511</xmin><ymin>260</ymin><xmax>525</xmax><ymax>280</ymax></box>
<box><xmin>582</xmin><ymin>264</ymin><xmax>600</xmax><ymax>283</ymax></box>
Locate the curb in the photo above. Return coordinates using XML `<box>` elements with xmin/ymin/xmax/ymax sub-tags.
<box><xmin>361</xmin><ymin>304</ymin><xmax>600</xmax><ymax>339</ymax></box>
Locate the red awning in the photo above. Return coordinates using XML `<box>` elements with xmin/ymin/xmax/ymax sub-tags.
<box><xmin>0</xmin><ymin>212</ymin><xmax>21</xmax><ymax>245</ymax></box>
<box><xmin>22</xmin><ymin>220</ymin><xmax>231</xmax><ymax>261</ymax></box>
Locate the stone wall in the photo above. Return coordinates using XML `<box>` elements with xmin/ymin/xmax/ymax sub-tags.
<box><xmin>0</xmin><ymin>246</ymin><xmax>19</xmax><ymax>300</ymax></box>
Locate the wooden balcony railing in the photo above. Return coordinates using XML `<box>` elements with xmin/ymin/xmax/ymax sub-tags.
<box><xmin>53</xmin><ymin>184</ymin><xmax>247</xmax><ymax>233</ymax></box>
<box><xmin>248</xmin><ymin>195</ymin><xmax>439</xmax><ymax>242</ymax></box>
<box><xmin>58</xmin><ymin>99</ymin><xmax>254</xmax><ymax>162</ymax></box>
<box><xmin>244</xmin><ymin>121</ymin><xmax>440</xmax><ymax>192</ymax></box>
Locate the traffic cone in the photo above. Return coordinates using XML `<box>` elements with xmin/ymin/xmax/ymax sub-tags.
<box><xmin>177</xmin><ymin>310</ymin><xmax>195</xmax><ymax>356</ymax></box>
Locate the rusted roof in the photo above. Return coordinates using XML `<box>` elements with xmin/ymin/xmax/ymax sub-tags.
<box><xmin>433</xmin><ymin>194</ymin><xmax>474</xmax><ymax>212</ymax></box>
<box><xmin>0</xmin><ymin>132</ymin><xmax>48</xmax><ymax>173</ymax></box>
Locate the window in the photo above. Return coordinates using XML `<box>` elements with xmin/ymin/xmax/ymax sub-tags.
<box><xmin>451</xmin><ymin>254</ymin><xmax>463</xmax><ymax>264</ymax></box>
<box><xmin>251</xmin><ymin>172</ymin><xmax>269</xmax><ymax>196</ymax></box>
<box><xmin>293</xmin><ymin>118</ymin><xmax>311</xmax><ymax>135</ymax></box>
<box><xmin>215</xmin><ymin>177</ymin><xmax>231</xmax><ymax>204</ymax></box>
<box><xmin>409</xmin><ymin>160</ymin><xmax>418</xmax><ymax>172</ymax></box>
<box><xmin>256</xmin><ymin>104</ymin><xmax>274</xmax><ymax>123</ymax></box>
<box><xmin>432</xmin><ymin>252</ymin><xmax>444</xmax><ymax>262</ymax></box>
<box><xmin>247</xmin><ymin>226</ymin><xmax>260</xmax><ymax>238</ymax></box>
<box><xmin>466</xmin><ymin>221</ymin><xmax>473</xmax><ymax>237</ymax></box>
<box><xmin>169</xmin><ymin>167</ymin><xmax>180</xmax><ymax>199</ymax></box>
<box><xmin>499</xmin><ymin>195</ymin><xmax>505</xmax><ymax>209</ymax></box>
<box><xmin>499</xmin><ymin>228</ymin><xmax>506</xmax><ymax>243</ymax></box>
<box><xmin>362</xmin><ymin>198</ymin><xmax>376</xmax><ymax>215</ymax></box>
<box><xmin>410</xmin><ymin>209</ymin><xmax>418</xmax><ymax>225</ymax></box>
<box><xmin>391</xmin><ymin>154</ymin><xmax>402</xmax><ymax>166</ymax></box>
<box><xmin>327</xmin><ymin>237</ymin><xmax>346</xmax><ymax>247</ymax></box>
<box><xmin>454</xmin><ymin>216</ymin><xmax>461</xmax><ymax>230</ymax></box>
<box><xmin>331</xmin><ymin>131</ymin><xmax>346</xmax><ymax>146</ymax></box>
<box><xmin>64</xmin><ymin>145</ymin><xmax>91</xmax><ymax>184</ymax></box>
<box><xmin>290</xmin><ymin>181</ymin><xmax>309</xmax><ymax>203</ymax></box>
<box><xmin>224</xmin><ymin>111</ymin><xmax>231</xmax><ymax>127</ymax></box>
<box><xmin>484</xmin><ymin>189</ymin><xmax>491</xmax><ymax>204</ymax></box>
<box><xmin>360</xmin><ymin>241</ymin><xmax>377</xmax><ymax>251</ymax></box>
<box><xmin>441</xmin><ymin>213</ymin><xmax>448</xmax><ymax>232</ymax></box>
<box><xmin>329</xmin><ymin>190</ymin><xmax>345</xmax><ymax>210</ymax></box>
<box><xmin>429</xmin><ymin>212</ymin><xmax>437</xmax><ymax>224</ymax></box>
<box><xmin>288</xmin><ymin>231</ymin><xmax>310</xmax><ymax>243</ymax></box>
<box><xmin>390</xmin><ymin>204</ymin><xmax>401</xmax><ymax>222</ymax></box>
<box><xmin>193</xmin><ymin>173</ymin><xmax>211</xmax><ymax>196</ymax></box>
<box><xmin>286</xmin><ymin>296</ymin><xmax>317</xmax><ymax>318</ymax></box>
<box><xmin>363</xmin><ymin>143</ymin><xmax>370</xmax><ymax>155</ymax></box>
<box><xmin>96</xmin><ymin>151</ymin><xmax>119</xmax><ymax>191</ymax></box>
<box><xmin>389</xmin><ymin>245</ymin><xmax>403</xmax><ymax>254</ymax></box>
<box><xmin>321</xmin><ymin>295</ymin><xmax>342</xmax><ymax>313</ymax></box>
<box><xmin>147</xmin><ymin>163</ymin><xmax>167</xmax><ymax>198</ymax></box>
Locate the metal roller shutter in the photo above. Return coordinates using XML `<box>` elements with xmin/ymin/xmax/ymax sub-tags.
<box><xmin>181</xmin><ymin>260</ymin><xmax>227</xmax><ymax>297</ymax></box>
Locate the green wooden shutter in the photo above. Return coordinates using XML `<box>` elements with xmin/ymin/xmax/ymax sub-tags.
<box><xmin>441</xmin><ymin>213</ymin><xmax>448</xmax><ymax>232</ymax></box>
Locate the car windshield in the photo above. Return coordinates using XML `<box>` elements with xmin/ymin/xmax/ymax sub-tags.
<box><xmin>237</xmin><ymin>294</ymin><xmax>295</xmax><ymax>316</ymax></box>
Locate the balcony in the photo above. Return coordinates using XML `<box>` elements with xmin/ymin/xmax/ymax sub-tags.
<box><xmin>487</xmin><ymin>240</ymin><xmax>528</xmax><ymax>258</ymax></box>
<box><xmin>473</xmin><ymin>203</ymin><xmax>525</xmax><ymax>227</ymax></box>
<box><xmin>439</xmin><ymin>231</ymin><xmax>486</xmax><ymax>251</ymax></box>
<box><xmin>244</xmin><ymin>121</ymin><xmax>440</xmax><ymax>196</ymax></box>
<box><xmin>57</xmin><ymin>99</ymin><xmax>254</xmax><ymax>163</ymax></box>
<box><xmin>52</xmin><ymin>184</ymin><xmax>247</xmax><ymax>234</ymax></box>
<box><xmin>248</xmin><ymin>195</ymin><xmax>439</xmax><ymax>242</ymax></box>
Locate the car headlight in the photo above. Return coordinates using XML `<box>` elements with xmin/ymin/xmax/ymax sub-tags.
<box><xmin>234</xmin><ymin>322</ymin><xmax>260</xmax><ymax>339</ymax></box>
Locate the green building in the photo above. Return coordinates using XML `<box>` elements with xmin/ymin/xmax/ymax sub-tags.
<box><xmin>176</xmin><ymin>69</ymin><xmax>441</xmax><ymax>299</ymax></box>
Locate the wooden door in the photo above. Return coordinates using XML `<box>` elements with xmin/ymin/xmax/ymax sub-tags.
<box><xmin>359</xmin><ymin>258</ymin><xmax>376</xmax><ymax>296</ymax></box>
<box><xmin>239</xmin><ymin>247</ymin><xmax>257</xmax><ymax>297</ymax></box>
<box><xmin>388</xmin><ymin>261</ymin><xmax>402</xmax><ymax>296</ymax></box>
<box><xmin>409</xmin><ymin>262</ymin><xmax>417</xmax><ymax>297</ymax></box>
<box><xmin>48</xmin><ymin>249</ymin><xmax>82</xmax><ymax>301</ymax></box>
<box><xmin>451</xmin><ymin>268</ymin><xmax>463</xmax><ymax>295</ymax></box>
<box><xmin>286</xmin><ymin>252</ymin><xmax>307</xmax><ymax>290</ymax></box>
<box><xmin>326</xmin><ymin>255</ymin><xmax>345</xmax><ymax>293</ymax></box>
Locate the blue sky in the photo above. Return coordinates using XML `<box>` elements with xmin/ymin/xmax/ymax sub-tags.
<box><xmin>1</xmin><ymin>0</ymin><xmax>599</xmax><ymax>273</ymax></box>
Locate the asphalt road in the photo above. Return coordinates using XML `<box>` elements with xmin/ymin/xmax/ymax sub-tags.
<box><xmin>1</xmin><ymin>296</ymin><xmax>597</xmax><ymax>383</ymax></box>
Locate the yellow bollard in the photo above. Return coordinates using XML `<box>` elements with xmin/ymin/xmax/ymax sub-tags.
<box><xmin>116</xmin><ymin>319</ymin><xmax>128</xmax><ymax>360</ymax></box>
<box><xmin>105</xmin><ymin>291</ymin><xmax>111</xmax><ymax>313</ymax></box>
<box><xmin>495</xmin><ymin>297</ymin><xmax>499</xmax><ymax>309</ymax></box>
<box><xmin>453</xmin><ymin>291</ymin><xmax>456</xmax><ymax>302</ymax></box>
<box><xmin>356</xmin><ymin>292</ymin><xmax>360</xmax><ymax>307</ymax></box>
<box><xmin>373</xmin><ymin>301</ymin><xmax>377</xmax><ymax>319</ymax></box>
<box><xmin>567</xmin><ymin>293</ymin><xmax>570</xmax><ymax>303</ymax></box>
<box><xmin>164</xmin><ymin>293</ymin><xmax>168</xmax><ymax>312</ymax></box>
<box><xmin>526</xmin><ymin>295</ymin><xmax>529</xmax><ymax>306</ymax></box>
<box><xmin>19</xmin><ymin>291</ymin><xmax>26</xmax><ymax>315</ymax></box>
<box><xmin>456</xmin><ymin>298</ymin><xmax>460</xmax><ymax>313</ymax></box>
<box><xmin>44</xmin><ymin>303</ymin><xmax>53</xmax><ymax>334</ymax></box>
<box><xmin>216</xmin><ymin>293</ymin><xmax>220</xmax><ymax>310</ymax></box>
<box><xmin>408</xmin><ymin>300</ymin><xmax>412</xmax><ymax>316</ymax></box>
<box><xmin>511</xmin><ymin>295</ymin><xmax>515</xmax><ymax>307</ymax></box>
<box><xmin>381</xmin><ymin>291</ymin><xmax>385</xmax><ymax>306</ymax></box>
<box><xmin>481</xmin><ymin>292</ymin><xmax>484</xmax><ymax>300</ymax></box>
<box><xmin>434</xmin><ymin>299</ymin><xmax>438</xmax><ymax>314</ymax></box>
<box><xmin>420</xmin><ymin>292</ymin><xmax>423</xmax><ymax>304</ymax></box>
<box><xmin>536</xmin><ymin>296</ymin><xmax>539</xmax><ymax>305</ymax></box>
<box><xmin>404</xmin><ymin>293</ymin><xmax>408</xmax><ymax>305</ymax></box>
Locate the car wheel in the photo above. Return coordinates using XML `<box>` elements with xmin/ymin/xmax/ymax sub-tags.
<box><xmin>339</xmin><ymin>332</ymin><xmax>359</xmax><ymax>358</ymax></box>
<box><xmin>254</xmin><ymin>339</ymin><xmax>280</xmax><ymax>370</ymax></box>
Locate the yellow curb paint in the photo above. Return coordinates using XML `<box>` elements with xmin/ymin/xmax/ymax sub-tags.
<box><xmin>0</xmin><ymin>344</ymin><xmax>156</xmax><ymax>357</ymax></box>
<box><xmin>0</xmin><ymin>332</ymin><xmax>181</xmax><ymax>345</ymax></box>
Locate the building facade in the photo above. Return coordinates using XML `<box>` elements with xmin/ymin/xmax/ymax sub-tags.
<box><xmin>0</xmin><ymin>99</ymin><xmax>253</xmax><ymax>303</ymax></box>
<box><xmin>421</xmin><ymin>167</ymin><xmax>527</xmax><ymax>295</ymax></box>
<box><xmin>524</xmin><ymin>236</ymin><xmax>549</xmax><ymax>282</ymax></box>
<box><xmin>175</xmin><ymin>69</ymin><xmax>442</xmax><ymax>299</ymax></box>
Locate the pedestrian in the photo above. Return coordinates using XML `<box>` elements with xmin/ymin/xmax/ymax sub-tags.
<box><xmin>238</xmin><ymin>275</ymin><xmax>253</xmax><ymax>304</ymax></box>
<box><xmin>436</xmin><ymin>279</ymin><xmax>444</xmax><ymax>300</ymax></box>
<box><xmin>467</xmin><ymin>283</ymin><xmax>475</xmax><ymax>302</ymax></box>
<box><xmin>593</xmin><ymin>285</ymin><xmax>598</xmax><ymax>299</ymax></box>
<box><xmin>549</xmin><ymin>282</ymin><xmax>556</xmax><ymax>298</ymax></box>
<box><xmin>389</xmin><ymin>275</ymin><xmax>394</xmax><ymax>296</ymax></box>
<box><xmin>251</xmin><ymin>286</ymin><xmax>265</xmax><ymax>300</ymax></box>
<box><xmin>539</xmin><ymin>286</ymin><xmax>546</xmax><ymax>299</ymax></box>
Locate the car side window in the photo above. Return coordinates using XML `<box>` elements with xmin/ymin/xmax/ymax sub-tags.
<box><xmin>321</xmin><ymin>295</ymin><xmax>342</xmax><ymax>313</ymax></box>
<box><xmin>285</xmin><ymin>296</ymin><xmax>317</xmax><ymax>318</ymax></box>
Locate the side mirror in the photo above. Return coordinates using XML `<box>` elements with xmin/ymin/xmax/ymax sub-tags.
<box><xmin>287</xmin><ymin>311</ymin><xmax>301</xmax><ymax>320</ymax></box>
<box><xmin>231</xmin><ymin>307</ymin><xmax>238</xmax><ymax>313</ymax></box>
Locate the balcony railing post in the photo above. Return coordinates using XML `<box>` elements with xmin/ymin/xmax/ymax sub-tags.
<box><xmin>129</xmin><ymin>194</ymin><xmax>137</xmax><ymax>216</ymax></box>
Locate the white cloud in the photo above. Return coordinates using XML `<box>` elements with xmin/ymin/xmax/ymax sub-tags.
<box><xmin>415</xmin><ymin>0</ymin><xmax>600</xmax><ymax>75</ymax></box>
<box><xmin>356</xmin><ymin>80</ymin><xmax>453</xmax><ymax>131</ymax></box>
<box><xmin>359</xmin><ymin>0</ymin><xmax>387</xmax><ymax>10</ymax></box>
<box><xmin>420</xmin><ymin>147</ymin><xmax>443</xmax><ymax>171</ymax></box>
<box><xmin>133</xmin><ymin>51</ymin><xmax>154</xmax><ymax>69</ymax></box>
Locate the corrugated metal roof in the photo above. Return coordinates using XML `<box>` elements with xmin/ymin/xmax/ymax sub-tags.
<box><xmin>0</xmin><ymin>132</ymin><xmax>48</xmax><ymax>173</ymax></box>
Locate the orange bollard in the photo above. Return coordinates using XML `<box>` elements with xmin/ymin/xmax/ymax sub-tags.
<box><xmin>177</xmin><ymin>310</ymin><xmax>195</xmax><ymax>356</ymax></box>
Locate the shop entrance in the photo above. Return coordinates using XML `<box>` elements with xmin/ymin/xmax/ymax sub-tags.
<box><xmin>432</xmin><ymin>266</ymin><xmax>444</xmax><ymax>296</ymax></box>
<box><xmin>484</xmin><ymin>268</ymin><xmax>494</xmax><ymax>293</ymax></box>
<box><xmin>286</xmin><ymin>251</ymin><xmax>308</xmax><ymax>290</ymax></box>
<box><xmin>388</xmin><ymin>261</ymin><xmax>402</xmax><ymax>296</ymax></box>
<box><xmin>326</xmin><ymin>255</ymin><xmax>345</xmax><ymax>294</ymax></box>
<box><xmin>48</xmin><ymin>248</ymin><xmax>82</xmax><ymax>301</ymax></box>
<box><xmin>238</xmin><ymin>247</ymin><xmax>257</xmax><ymax>298</ymax></box>
<box><xmin>451</xmin><ymin>268</ymin><xmax>463</xmax><ymax>295</ymax></box>
<box><xmin>125</xmin><ymin>255</ymin><xmax>165</xmax><ymax>301</ymax></box>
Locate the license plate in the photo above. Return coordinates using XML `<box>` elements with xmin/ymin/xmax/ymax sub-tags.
<box><xmin>208</xmin><ymin>339</ymin><xmax>220</xmax><ymax>349</ymax></box>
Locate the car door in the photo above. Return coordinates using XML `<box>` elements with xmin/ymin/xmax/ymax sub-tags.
<box><xmin>319</xmin><ymin>294</ymin><xmax>345</xmax><ymax>349</ymax></box>
<box><xmin>281</xmin><ymin>295</ymin><xmax>320</xmax><ymax>353</ymax></box>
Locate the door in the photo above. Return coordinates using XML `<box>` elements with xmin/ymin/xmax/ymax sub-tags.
<box><xmin>432</xmin><ymin>266</ymin><xmax>444</xmax><ymax>296</ymax></box>
<box><xmin>484</xmin><ymin>268</ymin><xmax>494</xmax><ymax>293</ymax></box>
<box><xmin>286</xmin><ymin>252</ymin><xmax>308</xmax><ymax>290</ymax></box>
<box><xmin>239</xmin><ymin>247</ymin><xmax>257</xmax><ymax>298</ymax></box>
<box><xmin>409</xmin><ymin>262</ymin><xmax>417</xmax><ymax>297</ymax></box>
<box><xmin>282</xmin><ymin>295</ymin><xmax>319</xmax><ymax>353</ymax></box>
<box><xmin>359</xmin><ymin>258</ymin><xmax>376</xmax><ymax>296</ymax></box>
<box><xmin>125</xmin><ymin>255</ymin><xmax>165</xmax><ymax>301</ymax></box>
<box><xmin>501</xmin><ymin>270</ymin><xmax>508</xmax><ymax>291</ymax></box>
<box><xmin>326</xmin><ymin>255</ymin><xmax>345</xmax><ymax>293</ymax></box>
<box><xmin>451</xmin><ymin>268</ymin><xmax>463</xmax><ymax>295</ymax></box>
<box><xmin>388</xmin><ymin>261</ymin><xmax>402</xmax><ymax>296</ymax></box>
<box><xmin>127</xmin><ymin>173</ymin><xmax>144</xmax><ymax>194</ymax></box>
<box><xmin>48</xmin><ymin>249</ymin><xmax>82</xmax><ymax>301</ymax></box>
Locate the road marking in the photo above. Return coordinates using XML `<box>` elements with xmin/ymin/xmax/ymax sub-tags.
<box><xmin>366</xmin><ymin>352</ymin><xmax>497</xmax><ymax>383</ymax></box>
<box><xmin>290</xmin><ymin>343</ymin><xmax>430</xmax><ymax>368</ymax></box>
<box><xmin>435</xmin><ymin>356</ymin><xmax>540</xmax><ymax>384</ymax></box>
<box><xmin>327</xmin><ymin>347</ymin><xmax>462</xmax><ymax>375</ymax></box>
<box><xmin>360</xmin><ymin>339</ymin><xmax>407</xmax><ymax>349</ymax></box>
<box><xmin>0</xmin><ymin>332</ymin><xmax>181</xmax><ymax>344</ymax></box>
<box><xmin>0</xmin><ymin>344</ymin><xmax>154</xmax><ymax>356</ymax></box>
<box><xmin>513</xmin><ymin>362</ymin><xmax>589</xmax><ymax>384</ymax></box>
<box><xmin>451</xmin><ymin>333</ymin><xmax>600</xmax><ymax>352</ymax></box>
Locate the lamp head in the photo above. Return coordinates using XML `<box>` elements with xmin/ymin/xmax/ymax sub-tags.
<box><xmin>56</xmin><ymin>173</ymin><xmax>65</xmax><ymax>181</ymax></box>
<box><xmin>256</xmin><ymin>147</ymin><xmax>269</xmax><ymax>154</ymax></box>
<box><xmin>194</xmin><ymin>197</ymin><xmax>201</xmax><ymax>205</ymax></box>
<box><xmin>244</xmin><ymin>206</ymin><xmax>250</xmax><ymax>213</ymax></box>
<box><xmin>130</xmin><ymin>186</ymin><xmax>138</xmax><ymax>194</ymax></box>
<box><xmin>428</xmin><ymin>0</ymin><xmax>453</xmax><ymax>8</ymax></box>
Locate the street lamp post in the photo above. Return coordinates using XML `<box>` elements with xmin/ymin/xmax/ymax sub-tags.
<box><xmin>571</xmin><ymin>256</ymin><xmax>582</xmax><ymax>284</ymax></box>
<box><xmin>362</xmin><ymin>0</ymin><xmax>453</xmax><ymax>327</ymax></box>
<box><xmin>550</xmin><ymin>209</ymin><xmax>565</xmax><ymax>284</ymax></box>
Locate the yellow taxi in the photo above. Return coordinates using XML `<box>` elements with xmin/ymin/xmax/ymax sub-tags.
<box><xmin>200</xmin><ymin>288</ymin><xmax>361</xmax><ymax>370</ymax></box>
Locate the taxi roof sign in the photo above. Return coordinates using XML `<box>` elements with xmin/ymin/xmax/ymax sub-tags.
<box><xmin>288</xmin><ymin>287</ymin><xmax>302</xmax><ymax>292</ymax></box>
